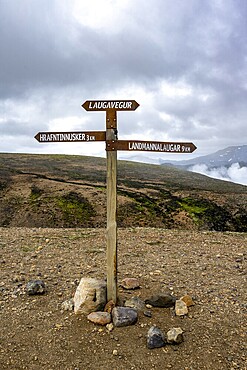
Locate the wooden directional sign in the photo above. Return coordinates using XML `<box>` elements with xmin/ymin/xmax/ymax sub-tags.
<box><xmin>34</xmin><ymin>131</ymin><xmax>106</xmax><ymax>143</ymax></box>
<box><xmin>82</xmin><ymin>100</ymin><xmax>139</xmax><ymax>111</ymax></box>
<box><xmin>106</xmin><ymin>140</ymin><xmax>197</xmax><ymax>153</ymax></box>
<box><xmin>35</xmin><ymin>98</ymin><xmax>197</xmax><ymax>305</ymax></box>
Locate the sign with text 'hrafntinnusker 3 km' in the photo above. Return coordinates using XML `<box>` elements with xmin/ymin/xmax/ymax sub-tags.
<box><xmin>35</xmin><ymin>100</ymin><xmax>197</xmax><ymax>304</ymax></box>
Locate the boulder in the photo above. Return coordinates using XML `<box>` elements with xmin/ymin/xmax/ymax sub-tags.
<box><xmin>74</xmin><ymin>278</ymin><xmax>106</xmax><ymax>315</ymax></box>
<box><xmin>112</xmin><ymin>307</ymin><xmax>138</xmax><ymax>327</ymax></box>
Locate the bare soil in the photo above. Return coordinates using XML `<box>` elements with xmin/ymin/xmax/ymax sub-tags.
<box><xmin>0</xmin><ymin>227</ymin><xmax>246</xmax><ymax>370</ymax></box>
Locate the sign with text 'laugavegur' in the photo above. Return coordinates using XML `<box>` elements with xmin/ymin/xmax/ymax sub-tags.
<box><xmin>82</xmin><ymin>100</ymin><xmax>139</xmax><ymax>111</ymax></box>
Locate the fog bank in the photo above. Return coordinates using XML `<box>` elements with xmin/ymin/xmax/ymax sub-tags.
<box><xmin>189</xmin><ymin>163</ymin><xmax>247</xmax><ymax>186</ymax></box>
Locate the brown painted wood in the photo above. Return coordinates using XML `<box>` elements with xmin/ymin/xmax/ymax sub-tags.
<box><xmin>107</xmin><ymin>140</ymin><xmax>197</xmax><ymax>153</ymax></box>
<box><xmin>34</xmin><ymin>131</ymin><xmax>106</xmax><ymax>142</ymax></box>
<box><xmin>82</xmin><ymin>100</ymin><xmax>139</xmax><ymax>111</ymax></box>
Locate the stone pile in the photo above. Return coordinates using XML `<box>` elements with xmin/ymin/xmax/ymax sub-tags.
<box><xmin>67</xmin><ymin>277</ymin><xmax>195</xmax><ymax>349</ymax></box>
<box><xmin>25</xmin><ymin>277</ymin><xmax>195</xmax><ymax>350</ymax></box>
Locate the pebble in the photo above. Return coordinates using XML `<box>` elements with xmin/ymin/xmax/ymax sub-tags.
<box><xmin>120</xmin><ymin>278</ymin><xmax>140</xmax><ymax>290</ymax></box>
<box><xmin>61</xmin><ymin>298</ymin><xmax>74</xmax><ymax>311</ymax></box>
<box><xmin>147</xmin><ymin>326</ymin><xmax>166</xmax><ymax>349</ymax></box>
<box><xmin>104</xmin><ymin>300</ymin><xmax>115</xmax><ymax>313</ymax></box>
<box><xmin>124</xmin><ymin>296</ymin><xmax>145</xmax><ymax>311</ymax></box>
<box><xmin>145</xmin><ymin>293</ymin><xmax>176</xmax><ymax>308</ymax></box>
<box><xmin>167</xmin><ymin>327</ymin><xmax>184</xmax><ymax>344</ymax></box>
<box><xmin>26</xmin><ymin>280</ymin><xmax>46</xmax><ymax>295</ymax></box>
<box><xmin>175</xmin><ymin>300</ymin><xmax>188</xmax><ymax>316</ymax></box>
<box><xmin>144</xmin><ymin>310</ymin><xmax>152</xmax><ymax>318</ymax></box>
<box><xmin>87</xmin><ymin>312</ymin><xmax>111</xmax><ymax>326</ymax></box>
<box><xmin>106</xmin><ymin>323</ymin><xmax>114</xmax><ymax>332</ymax></box>
<box><xmin>180</xmin><ymin>295</ymin><xmax>195</xmax><ymax>307</ymax></box>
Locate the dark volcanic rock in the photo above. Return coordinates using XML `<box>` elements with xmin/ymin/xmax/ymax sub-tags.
<box><xmin>147</xmin><ymin>326</ymin><xmax>166</xmax><ymax>349</ymax></box>
<box><xmin>145</xmin><ymin>293</ymin><xmax>176</xmax><ymax>308</ymax></box>
<box><xmin>26</xmin><ymin>280</ymin><xmax>46</xmax><ymax>295</ymax></box>
<box><xmin>124</xmin><ymin>296</ymin><xmax>145</xmax><ymax>311</ymax></box>
<box><xmin>112</xmin><ymin>307</ymin><xmax>138</xmax><ymax>327</ymax></box>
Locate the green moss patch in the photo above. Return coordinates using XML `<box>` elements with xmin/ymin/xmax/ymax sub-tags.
<box><xmin>56</xmin><ymin>191</ymin><xmax>96</xmax><ymax>226</ymax></box>
<box><xmin>178</xmin><ymin>197</ymin><xmax>233</xmax><ymax>231</ymax></box>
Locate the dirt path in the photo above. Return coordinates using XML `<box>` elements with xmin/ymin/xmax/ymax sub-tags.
<box><xmin>0</xmin><ymin>227</ymin><xmax>246</xmax><ymax>369</ymax></box>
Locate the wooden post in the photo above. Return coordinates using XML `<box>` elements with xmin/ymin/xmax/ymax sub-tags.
<box><xmin>106</xmin><ymin>109</ymin><xmax>118</xmax><ymax>303</ymax></box>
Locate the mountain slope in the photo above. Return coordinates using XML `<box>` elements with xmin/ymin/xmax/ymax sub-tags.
<box><xmin>0</xmin><ymin>153</ymin><xmax>246</xmax><ymax>231</ymax></box>
<box><xmin>161</xmin><ymin>145</ymin><xmax>247</xmax><ymax>168</ymax></box>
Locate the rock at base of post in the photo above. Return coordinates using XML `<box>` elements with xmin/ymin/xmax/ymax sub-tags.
<box><xmin>74</xmin><ymin>278</ymin><xmax>107</xmax><ymax>315</ymax></box>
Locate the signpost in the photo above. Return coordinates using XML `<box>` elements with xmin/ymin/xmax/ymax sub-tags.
<box><xmin>106</xmin><ymin>140</ymin><xmax>197</xmax><ymax>153</ymax></box>
<box><xmin>35</xmin><ymin>100</ymin><xmax>197</xmax><ymax>304</ymax></box>
<box><xmin>82</xmin><ymin>100</ymin><xmax>139</xmax><ymax>111</ymax></box>
<box><xmin>34</xmin><ymin>131</ymin><xmax>106</xmax><ymax>142</ymax></box>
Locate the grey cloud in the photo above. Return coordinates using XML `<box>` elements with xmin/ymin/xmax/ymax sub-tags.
<box><xmin>0</xmin><ymin>0</ymin><xmax>246</xmax><ymax>157</ymax></box>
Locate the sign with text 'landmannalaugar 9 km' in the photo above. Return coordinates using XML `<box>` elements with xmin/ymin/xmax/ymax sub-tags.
<box><xmin>106</xmin><ymin>140</ymin><xmax>196</xmax><ymax>153</ymax></box>
<box><xmin>35</xmin><ymin>99</ymin><xmax>197</xmax><ymax>305</ymax></box>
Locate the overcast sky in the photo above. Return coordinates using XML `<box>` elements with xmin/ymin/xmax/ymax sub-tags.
<box><xmin>1</xmin><ymin>0</ymin><xmax>247</xmax><ymax>162</ymax></box>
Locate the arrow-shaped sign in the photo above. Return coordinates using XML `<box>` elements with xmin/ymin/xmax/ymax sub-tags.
<box><xmin>34</xmin><ymin>131</ymin><xmax>106</xmax><ymax>143</ymax></box>
<box><xmin>82</xmin><ymin>100</ymin><xmax>139</xmax><ymax>111</ymax></box>
<box><xmin>106</xmin><ymin>140</ymin><xmax>197</xmax><ymax>153</ymax></box>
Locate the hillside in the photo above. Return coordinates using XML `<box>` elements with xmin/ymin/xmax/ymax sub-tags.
<box><xmin>0</xmin><ymin>153</ymin><xmax>246</xmax><ymax>231</ymax></box>
<box><xmin>161</xmin><ymin>145</ymin><xmax>247</xmax><ymax>168</ymax></box>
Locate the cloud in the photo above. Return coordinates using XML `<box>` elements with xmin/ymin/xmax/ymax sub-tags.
<box><xmin>0</xmin><ymin>0</ymin><xmax>247</xmax><ymax>158</ymax></box>
<box><xmin>189</xmin><ymin>163</ymin><xmax>247</xmax><ymax>186</ymax></box>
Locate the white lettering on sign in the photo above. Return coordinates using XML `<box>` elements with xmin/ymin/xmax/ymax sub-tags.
<box><xmin>128</xmin><ymin>142</ymin><xmax>184</xmax><ymax>152</ymax></box>
<box><xmin>182</xmin><ymin>145</ymin><xmax>191</xmax><ymax>152</ymax></box>
<box><xmin>39</xmin><ymin>133</ymin><xmax>96</xmax><ymax>142</ymax></box>
<box><xmin>88</xmin><ymin>101</ymin><xmax>132</xmax><ymax>109</ymax></box>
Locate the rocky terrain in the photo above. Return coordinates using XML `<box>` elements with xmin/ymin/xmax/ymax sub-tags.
<box><xmin>0</xmin><ymin>227</ymin><xmax>246</xmax><ymax>369</ymax></box>
<box><xmin>0</xmin><ymin>153</ymin><xmax>246</xmax><ymax>369</ymax></box>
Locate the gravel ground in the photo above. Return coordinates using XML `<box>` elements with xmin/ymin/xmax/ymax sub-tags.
<box><xmin>0</xmin><ymin>227</ymin><xmax>246</xmax><ymax>370</ymax></box>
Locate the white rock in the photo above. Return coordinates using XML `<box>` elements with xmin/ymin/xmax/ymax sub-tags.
<box><xmin>106</xmin><ymin>323</ymin><xmax>114</xmax><ymax>332</ymax></box>
<box><xmin>175</xmin><ymin>299</ymin><xmax>188</xmax><ymax>316</ymax></box>
<box><xmin>167</xmin><ymin>327</ymin><xmax>184</xmax><ymax>344</ymax></box>
<box><xmin>61</xmin><ymin>298</ymin><xmax>74</xmax><ymax>311</ymax></box>
<box><xmin>74</xmin><ymin>278</ymin><xmax>106</xmax><ymax>315</ymax></box>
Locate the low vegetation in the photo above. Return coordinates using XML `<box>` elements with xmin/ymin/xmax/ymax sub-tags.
<box><xmin>0</xmin><ymin>153</ymin><xmax>246</xmax><ymax>231</ymax></box>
